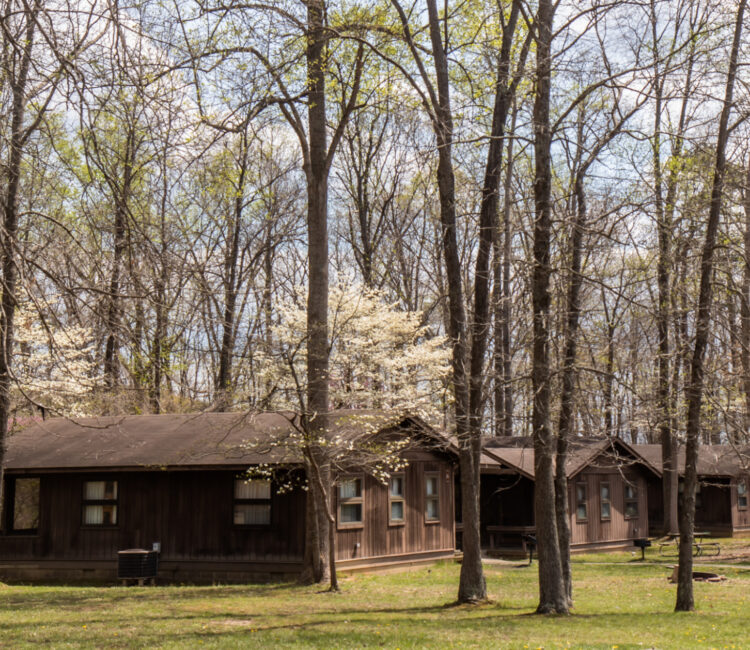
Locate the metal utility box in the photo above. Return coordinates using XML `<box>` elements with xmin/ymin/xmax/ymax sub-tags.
<box><xmin>117</xmin><ymin>549</ymin><xmax>159</xmax><ymax>584</ymax></box>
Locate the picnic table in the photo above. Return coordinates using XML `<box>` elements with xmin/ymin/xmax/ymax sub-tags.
<box><xmin>486</xmin><ymin>525</ymin><xmax>536</xmax><ymax>552</ymax></box>
<box><xmin>658</xmin><ymin>532</ymin><xmax>720</xmax><ymax>557</ymax></box>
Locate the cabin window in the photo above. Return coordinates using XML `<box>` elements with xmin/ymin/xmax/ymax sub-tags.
<box><xmin>738</xmin><ymin>480</ymin><xmax>748</xmax><ymax>510</ymax></box>
<box><xmin>233</xmin><ymin>478</ymin><xmax>271</xmax><ymax>526</ymax></box>
<box><xmin>82</xmin><ymin>480</ymin><xmax>118</xmax><ymax>526</ymax></box>
<box><xmin>624</xmin><ymin>483</ymin><xmax>639</xmax><ymax>518</ymax></box>
<box><xmin>600</xmin><ymin>482</ymin><xmax>611</xmax><ymax>521</ymax></box>
<box><xmin>9</xmin><ymin>477</ymin><xmax>40</xmax><ymax>533</ymax></box>
<box><xmin>425</xmin><ymin>473</ymin><xmax>440</xmax><ymax>522</ymax></box>
<box><xmin>575</xmin><ymin>483</ymin><xmax>587</xmax><ymax>521</ymax></box>
<box><xmin>338</xmin><ymin>477</ymin><xmax>363</xmax><ymax>526</ymax></box>
<box><xmin>389</xmin><ymin>474</ymin><xmax>405</xmax><ymax>524</ymax></box>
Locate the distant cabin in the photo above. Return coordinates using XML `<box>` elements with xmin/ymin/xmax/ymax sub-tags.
<box><xmin>634</xmin><ymin>444</ymin><xmax>750</xmax><ymax>537</ymax></box>
<box><xmin>0</xmin><ymin>411</ymin><xmax>456</xmax><ymax>583</ymax></box>
<box><xmin>474</xmin><ymin>437</ymin><xmax>661</xmax><ymax>553</ymax></box>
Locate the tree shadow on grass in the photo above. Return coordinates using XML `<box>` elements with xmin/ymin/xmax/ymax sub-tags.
<box><xmin>0</xmin><ymin>581</ymin><xmax>303</xmax><ymax>611</ymax></box>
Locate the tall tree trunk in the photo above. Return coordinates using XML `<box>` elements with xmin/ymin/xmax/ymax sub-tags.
<box><xmin>150</xmin><ymin>147</ymin><xmax>170</xmax><ymax>413</ymax></box>
<box><xmin>726</xmin><ymin>274</ymin><xmax>741</xmax><ymax>442</ymax></box>
<box><xmin>741</xmin><ymin>166</ymin><xmax>750</xmax><ymax>429</ymax></box>
<box><xmin>492</xmin><ymin>239</ymin><xmax>504</xmax><ymax>436</ymax></box>
<box><xmin>531</xmin><ymin>0</ymin><xmax>567</xmax><ymax>615</ymax></box>
<box><xmin>301</xmin><ymin>0</ymin><xmax>331</xmax><ymax>584</ymax></box>
<box><xmin>555</xmin><ymin>176</ymin><xmax>586</xmax><ymax>606</ymax></box>
<box><xmin>131</xmin><ymin>281</ymin><xmax>146</xmax><ymax>405</ymax></box>
<box><xmin>151</xmin><ymin>240</ymin><xmax>168</xmax><ymax>413</ymax></box>
<box><xmin>650</xmin><ymin>0</ymin><xmax>679</xmax><ymax>536</ymax></box>
<box><xmin>103</xmin><ymin>127</ymin><xmax>135</xmax><ymax>390</ymax></box>
<box><xmin>421</xmin><ymin>0</ymin><xmax>475</xmax><ymax>601</ymax></box>
<box><xmin>259</xmin><ymin>216</ymin><xmax>275</xmax><ymax>408</ymax></box>
<box><xmin>215</xmin><ymin>136</ymin><xmax>249</xmax><ymax>410</ymax></box>
<box><xmin>677</xmin><ymin>0</ymin><xmax>745</xmax><ymax>612</ymax></box>
<box><xmin>553</xmin><ymin>100</ymin><xmax>638</xmax><ymax>596</ymax></box>
<box><xmin>459</xmin><ymin>0</ymin><xmax>521</xmax><ymax>603</ymax></box>
<box><xmin>604</xmin><ymin>320</ymin><xmax>615</xmax><ymax>436</ymax></box>
<box><xmin>0</xmin><ymin>0</ymin><xmax>38</xmax><ymax>524</ymax></box>
<box><xmin>494</xmin><ymin>101</ymin><xmax>518</xmax><ymax>438</ymax></box>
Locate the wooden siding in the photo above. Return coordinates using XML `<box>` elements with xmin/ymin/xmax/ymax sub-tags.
<box><xmin>568</xmin><ymin>470</ymin><xmax>649</xmax><ymax>545</ymax></box>
<box><xmin>647</xmin><ymin>475</ymin><xmax>742</xmax><ymax>535</ymax></box>
<box><xmin>480</xmin><ymin>466</ymin><xmax>650</xmax><ymax>549</ymax></box>
<box><xmin>730</xmin><ymin>475</ymin><xmax>750</xmax><ymax>529</ymax></box>
<box><xmin>0</xmin><ymin>470</ymin><xmax>306</xmax><ymax>564</ymax></box>
<box><xmin>335</xmin><ymin>459</ymin><xmax>454</xmax><ymax>562</ymax></box>
<box><xmin>1</xmin><ymin>454</ymin><xmax>456</xmax><ymax>579</ymax></box>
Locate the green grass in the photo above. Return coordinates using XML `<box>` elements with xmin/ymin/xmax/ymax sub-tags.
<box><xmin>571</xmin><ymin>536</ymin><xmax>748</xmax><ymax>565</ymax></box>
<box><xmin>2</xmin><ymin>557</ymin><xmax>750</xmax><ymax>648</ymax></box>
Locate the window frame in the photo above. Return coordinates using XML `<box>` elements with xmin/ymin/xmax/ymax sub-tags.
<box><xmin>424</xmin><ymin>472</ymin><xmax>440</xmax><ymax>524</ymax></box>
<box><xmin>738</xmin><ymin>479</ymin><xmax>748</xmax><ymax>511</ymax></box>
<box><xmin>624</xmin><ymin>482</ymin><xmax>639</xmax><ymax>519</ymax></box>
<box><xmin>81</xmin><ymin>479</ymin><xmax>119</xmax><ymax>528</ymax></box>
<box><xmin>233</xmin><ymin>477</ymin><xmax>272</xmax><ymax>528</ymax></box>
<box><xmin>337</xmin><ymin>475</ymin><xmax>364</xmax><ymax>529</ymax></box>
<box><xmin>5</xmin><ymin>476</ymin><xmax>40</xmax><ymax>535</ymax></box>
<box><xmin>575</xmin><ymin>482</ymin><xmax>588</xmax><ymax>522</ymax></box>
<box><xmin>389</xmin><ymin>473</ymin><xmax>405</xmax><ymax>526</ymax></box>
<box><xmin>599</xmin><ymin>481</ymin><xmax>611</xmax><ymax>521</ymax></box>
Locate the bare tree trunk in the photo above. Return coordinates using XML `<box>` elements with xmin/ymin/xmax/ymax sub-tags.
<box><xmin>677</xmin><ymin>0</ymin><xmax>745</xmax><ymax>612</ymax></box>
<box><xmin>301</xmin><ymin>0</ymin><xmax>332</xmax><ymax>584</ymax></box>
<box><xmin>555</xmin><ymin>176</ymin><xmax>586</xmax><ymax>606</ymax></box>
<box><xmin>551</xmin><ymin>95</ymin><xmax>640</xmax><ymax>602</ymax></box>
<box><xmin>301</xmin><ymin>457</ymin><xmax>323</xmax><ymax>584</ymax></box>
<box><xmin>492</xmin><ymin>243</ymin><xmax>504</xmax><ymax>436</ymax></box>
<box><xmin>328</xmin><ymin>497</ymin><xmax>338</xmax><ymax>592</ymax></box>
<box><xmin>604</xmin><ymin>321</ymin><xmax>615</xmax><ymax>436</ymax></box>
<box><xmin>650</xmin><ymin>4</ymin><xmax>679</xmax><ymax>534</ymax></box>
<box><xmin>652</xmin><ymin>0</ymin><xmax>699</xmax><ymax>538</ymax></box>
<box><xmin>0</xmin><ymin>0</ymin><xmax>38</xmax><ymax>524</ymax></box>
<box><xmin>458</xmin><ymin>0</ymin><xmax>521</xmax><ymax>603</ymax></box>
<box><xmin>531</xmin><ymin>0</ymin><xmax>567</xmax><ymax>615</ymax></box>
<box><xmin>741</xmin><ymin>166</ymin><xmax>750</xmax><ymax>429</ymax></box>
<box><xmin>150</xmin><ymin>143</ymin><xmax>171</xmax><ymax>413</ymax></box>
<box><xmin>215</xmin><ymin>133</ymin><xmax>250</xmax><ymax>410</ymax></box>
<box><xmin>151</xmin><ymin>238</ymin><xmax>168</xmax><ymax>413</ymax></box>
<box><xmin>494</xmin><ymin>101</ymin><xmax>518</xmax><ymax>438</ymax></box>
<box><xmin>103</xmin><ymin>128</ymin><xmax>135</xmax><ymax>390</ymax></box>
<box><xmin>420</xmin><ymin>0</ymin><xmax>476</xmax><ymax>601</ymax></box>
<box><xmin>131</xmin><ymin>281</ymin><xmax>146</xmax><ymax>405</ymax></box>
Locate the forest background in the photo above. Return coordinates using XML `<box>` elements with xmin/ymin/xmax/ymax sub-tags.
<box><xmin>0</xmin><ymin>0</ymin><xmax>747</xmax><ymax>615</ymax></box>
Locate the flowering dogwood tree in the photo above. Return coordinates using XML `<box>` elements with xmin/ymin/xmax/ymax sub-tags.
<box><xmin>244</xmin><ymin>282</ymin><xmax>452</xmax><ymax>590</ymax></box>
<box><xmin>13</xmin><ymin>302</ymin><xmax>96</xmax><ymax>419</ymax></box>
<box><xmin>250</xmin><ymin>282</ymin><xmax>451</xmax><ymax>420</ymax></box>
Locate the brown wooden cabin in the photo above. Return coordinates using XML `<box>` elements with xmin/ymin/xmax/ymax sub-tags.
<box><xmin>0</xmin><ymin>411</ymin><xmax>456</xmax><ymax>583</ymax></box>
<box><xmin>634</xmin><ymin>444</ymin><xmax>750</xmax><ymax>537</ymax></box>
<box><xmin>478</xmin><ymin>437</ymin><xmax>661</xmax><ymax>553</ymax></box>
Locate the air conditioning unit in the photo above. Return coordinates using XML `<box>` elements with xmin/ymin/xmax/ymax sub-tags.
<box><xmin>117</xmin><ymin>549</ymin><xmax>159</xmax><ymax>584</ymax></box>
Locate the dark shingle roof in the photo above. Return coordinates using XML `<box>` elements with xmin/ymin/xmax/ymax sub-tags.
<box><xmin>5</xmin><ymin>410</ymin><xmax>438</xmax><ymax>471</ymax></box>
<box><xmin>482</xmin><ymin>437</ymin><xmax>662</xmax><ymax>480</ymax></box>
<box><xmin>633</xmin><ymin>444</ymin><xmax>750</xmax><ymax>478</ymax></box>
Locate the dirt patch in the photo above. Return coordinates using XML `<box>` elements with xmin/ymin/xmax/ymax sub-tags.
<box><xmin>216</xmin><ymin>619</ymin><xmax>255</xmax><ymax>629</ymax></box>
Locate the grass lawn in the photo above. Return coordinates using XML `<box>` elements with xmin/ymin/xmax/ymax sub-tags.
<box><xmin>2</xmin><ymin>554</ymin><xmax>750</xmax><ymax>649</ymax></box>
